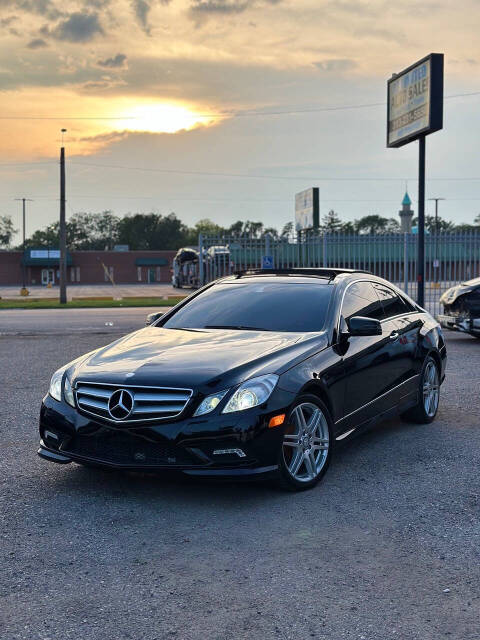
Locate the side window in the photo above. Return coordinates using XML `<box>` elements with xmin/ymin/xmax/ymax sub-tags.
<box><xmin>373</xmin><ymin>284</ymin><xmax>408</xmax><ymax>319</ymax></box>
<box><xmin>341</xmin><ymin>282</ymin><xmax>385</xmax><ymax>322</ymax></box>
<box><xmin>400</xmin><ymin>294</ymin><xmax>417</xmax><ymax>313</ymax></box>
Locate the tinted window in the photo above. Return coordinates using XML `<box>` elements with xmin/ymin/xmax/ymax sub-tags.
<box><xmin>399</xmin><ymin>294</ymin><xmax>417</xmax><ymax>313</ymax></box>
<box><xmin>373</xmin><ymin>284</ymin><xmax>408</xmax><ymax>318</ymax></box>
<box><xmin>341</xmin><ymin>282</ymin><xmax>384</xmax><ymax>321</ymax></box>
<box><xmin>163</xmin><ymin>280</ymin><xmax>333</xmax><ymax>332</ymax></box>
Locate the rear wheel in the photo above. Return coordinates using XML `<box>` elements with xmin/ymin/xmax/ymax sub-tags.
<box><xmin>275</xmin><ymin>394</ymin><xmax>333</xmax><ymax>491</ymax></box>
<box><xmin>402</xmin><ymin>356</ymin><xmax>440</xmax><ymax>424</ymax></box>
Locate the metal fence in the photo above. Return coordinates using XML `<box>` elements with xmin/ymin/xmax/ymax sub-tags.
<box><xmin>198</xmin><ymin>231</ymin><xmax>480</xmax><ymax>317</ymax></box>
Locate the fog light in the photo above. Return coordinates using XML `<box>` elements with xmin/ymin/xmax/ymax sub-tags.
<box><xmin>44</xmin><ymin>430</ymin><xmax>59</xmax><ymax>441</ymax></box>
<box><xmin>268</xmin><ymin>414</ymin><xmax>285</xmax><ymax>428</ymax></box>
<box><xmin>213</xmin><ymin>448</ymin><xmax>246</xmax><ymax>458</ymax></box>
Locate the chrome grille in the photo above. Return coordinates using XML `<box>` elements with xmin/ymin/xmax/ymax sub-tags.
<box><xmin>75</xmin><ymin>382</ymin><xmax>193</xmax><ymax>423</ymax></box>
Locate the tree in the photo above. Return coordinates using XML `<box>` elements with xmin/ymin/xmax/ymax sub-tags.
<box><xmin>192</xmin><ymin>218</ymin><xmax>225</xmax><ymax>238</ymax></box>
<box><xmin>117</xmin><ymin>212</ymin><xmax>190</xmax><ymax>250</ymax></box>
<box><xmin>23</xmin><ymin>222</ymin><xmax>59</xmax><ymax>249</ymax></box>
<box><xmin>263</xmin><ymin>226</ymin><xmax>278</xmax><ymax>239</ymax></box>
<box><xmin>228</xmin><ymin>220</ymin><xmax>244</xmax><ymax>237</ymax></box>
<box><xmin>84</xmin><ymin>211</ymin><xmax>120</xmax><ymax>249</ymax></box>
<box><xmin>280</xmin><ymin>221</ymin><xmax>293</xmax><ymax>237</ymax></box>
<box><xmin>321</xmin><ymin>210</ymin><xmax>343</xmax><ymax>233</ymax></box>
<box><xmin>22</xmin><ymin>211</ymin><xmax>121</xmax><ymax>250</ymax></box>
<box><xmin>243</xmin><ymin>220</ymin><xmax>264</xmax><ymax>238</ymax></box>
<box><xmin>339</xmin><ymin>221</ymin><xmax>356</xmax><ymax>235</ymax></box>
<box><xmin>411</xmin><ymin>215</ymin><xmax>455</xmax><ymax>233</ymax></box>
<box><xmin>0</xmin><ymin>215</ymin><xmax>17</xmax><ymax>248</ymax></box>
<box><xmin>355</xmin><ymin>214</ymin><xmax>399</xmax><ymax>234</ymax></box>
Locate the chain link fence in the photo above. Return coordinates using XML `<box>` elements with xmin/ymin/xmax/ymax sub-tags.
<box><xmin>198</xmin><ymin>231</ymin><xmax>480</xmax><ymax>316</ymax></box>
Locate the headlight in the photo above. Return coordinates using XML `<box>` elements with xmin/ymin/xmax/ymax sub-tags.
<box><xmin>49</xmin><ymin>367</ymin><xmax>66</xmax><ymax>402</ymax></box>
<box><xmin>64</xmin><ymin>376</ymin><xmax>75</xmax><ymax>407</ymax></box>
<box><xmin>222</xmin><ymin>374</ymin><xmax>278</xmax><ymax>413</ymax></box>
<box><xmin>194</xmin><ymin>390</ymin><xmax>228</xmax><ymax>417</ymax></box>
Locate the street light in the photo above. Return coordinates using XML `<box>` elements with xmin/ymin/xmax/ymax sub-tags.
<box><xmin>428</xmin><ymin>197</ymin><xmax>445</xmax><ymax>284</ymax></box>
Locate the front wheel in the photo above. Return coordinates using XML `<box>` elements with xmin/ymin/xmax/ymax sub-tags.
<box><xmin>274</xmin><ymin>394</ymin><xmax>333</xmax><ymax>491</ymax></box>
<box><xmin>402</xmin><ymin>356</ymin><xmax>440</xmax><ymax>424</ymax></box>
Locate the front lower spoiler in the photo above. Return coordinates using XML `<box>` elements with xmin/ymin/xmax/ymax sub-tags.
<box><xmin>37</xmin><ymin>442</ymin><xmax>278</xmax><ymax>478</ymax></box>
<box><xmin>38</xmin><ymin>444</ymin><xmax>72</xmax><ymax>464</ymax></box>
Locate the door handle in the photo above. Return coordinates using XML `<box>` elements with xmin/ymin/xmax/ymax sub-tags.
<box><xmin>389</xmin><ymin>331</ymin><xmax>399</xmax><ymax>340</ymax></box>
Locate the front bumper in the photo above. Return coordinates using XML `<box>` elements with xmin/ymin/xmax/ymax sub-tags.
<box><xmin>437</xmin><ymin>313</ymin><xmax>480</xmax><ymax>335</ymax></box>
<box><xmin>38</xmin><ymin>388</ymin><xmax>295</xmax><ymax>478</ymax></box>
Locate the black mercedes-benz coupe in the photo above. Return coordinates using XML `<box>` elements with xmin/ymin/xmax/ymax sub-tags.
<box><xmin>38</xmin><ymin>268</ymin><xmax>447</xmax><ymax>490</ymax></box>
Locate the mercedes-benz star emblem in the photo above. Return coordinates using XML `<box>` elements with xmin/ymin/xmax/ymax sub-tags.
<box><xmin>108</xmin><ymin>389</ymin><xmax>134</xmax><ymax>420</ymax></box>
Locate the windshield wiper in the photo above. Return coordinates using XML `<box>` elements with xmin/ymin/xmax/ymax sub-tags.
<box><xmin>203</xmin><ymin>325</ymin><xmax>272</xmax><ymax>331</ymax></box>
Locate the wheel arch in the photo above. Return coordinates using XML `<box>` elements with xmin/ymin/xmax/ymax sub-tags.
<box><xmin>298</xmin><ymin>381</ymin><xmax>334</xmax><ymax>421</ymax></box>
<box><xmin>426</xmin><ymin>349</ymin><xmax>442</xmax><ymax>376</ymax></box>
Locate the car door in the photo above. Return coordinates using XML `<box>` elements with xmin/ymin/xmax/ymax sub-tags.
<box><xmin>336</xmin><ymin>280</ymin><xmax>399</xmax><ymax>431</ymax></box>
<box><xmin>372</xmin><ymin>283</ymin><xmax>423</xmax><ymax>407</ymax></box>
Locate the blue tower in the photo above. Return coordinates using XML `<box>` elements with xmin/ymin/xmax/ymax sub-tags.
<box><xmin>399</xmin><ymin>191</ymin><xmax>414</xmax><ymax>233</ymax></box>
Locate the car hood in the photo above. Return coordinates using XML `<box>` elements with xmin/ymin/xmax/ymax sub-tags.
<box><xmin>69</xmin><ymin>326</ymin><xmax>328</xmax><ymax>391</ymax></box>
<box><xmin>440</xmin><ymin>282</ymin><xmax>480</xmax><ymax>305</ymax></box>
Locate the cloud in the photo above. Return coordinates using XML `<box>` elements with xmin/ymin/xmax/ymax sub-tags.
<box><xmin>26</xmin><ymin>37</ymin><xmax>48</xmax><ymax>48</ymax></box>
<box><xmin>314</xmin><ymin>58</ymin><xmax>357</xmax><ymax>72</ymax></box>
<box><xmin>353</xmin><ymin>26</ymin><xmax>407</xmax><ymax>44</ymax></box>
<box><xmin>190</xmin><ymin>0</ymin><xmax>249</xmax><ymax>14</ymax></box>
<box><xmin>80</xmin><ymin>79</ymin><xmax>126</xmax><ymax>91</ymax></box>
<box><xmin>97</xmin><ymin>53</ymin><xmax>128</xmax><ymax>68</ymax></box>
<box><xmin>327</xmin><ymin>0</ymin><xmax>376</xmax><ymax>16</ymax></box>
<box><xmin>189</xmin><ymin>0</ymin><xmax>282</xmax><ymax>17</ymax></box>
<box><xmin>52</xmin><ymin>12</ymin><xmax>104</xmax><ymax>42</ymax></box>
<box><xmin>0</xmin><ymin>15</ymin><xmax>18</xmax><ymax>27</ymax></box>
<box><xmin>132</xmin><ymin>0</ymin><xmax>171</xmax><ymax>35</ymax></box>
<box><xmin>0</xmin><ymin>0</ymin><xmax>62</xmax><ymax>20</ymax></box>
<box><xmin>132</xmin><ymin>0</ymin><xmax>150</xmax><ymax>32</ymax></box>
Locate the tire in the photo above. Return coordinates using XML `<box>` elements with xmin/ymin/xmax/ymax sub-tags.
<box><xmin>401</xmin><ymin>356</ymin><xmax>440</xmax><ymax>424</ymax></box>
<box><xmin>274</xmin><ymin>393</ymin><xmax>333</xmax><ymax>491</ymax></box>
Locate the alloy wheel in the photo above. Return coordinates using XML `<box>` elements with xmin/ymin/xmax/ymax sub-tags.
<box><xmin>423</xmin><ymin>361</ymin><xmax>440</xmax><ymax>418</ymax></box>
<box><xmin>282</xmin><ymin>402</ymin><xmax>330</xmax><ymax>483</ymax></box>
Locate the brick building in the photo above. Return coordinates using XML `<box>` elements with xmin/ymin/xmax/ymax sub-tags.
<box><xmin>0</xmin><ymin>249</ymin><xmax>175</xmax><ymax>286</ymax></box>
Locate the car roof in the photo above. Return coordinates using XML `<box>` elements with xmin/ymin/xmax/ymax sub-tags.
<box><xmin>230</xmin><ymin>267</ymin><xmax>371</xmax><ymax>282</ymax></box>
<box><xmin>217</xmin><ymin>275</ymin><xmax>332</xmax><ymax>286</ymax></box>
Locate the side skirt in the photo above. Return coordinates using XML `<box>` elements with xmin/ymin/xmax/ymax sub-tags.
<box><xmin>335</xmin><ymin>389</ymin><xmax>418</xmax><ymax>442</ymax></box>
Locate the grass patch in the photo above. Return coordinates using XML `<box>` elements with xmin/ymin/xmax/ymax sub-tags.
<box><xmin>0</xmin><ymin>297</ymin><xmax>186</xmax><ymax>310</ymax></box>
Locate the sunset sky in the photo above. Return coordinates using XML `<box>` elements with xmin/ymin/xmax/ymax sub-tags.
<box><xmin>1</xmin><ymin>0</ymin><xmax>480</xmax><ymax>242</ymax></box>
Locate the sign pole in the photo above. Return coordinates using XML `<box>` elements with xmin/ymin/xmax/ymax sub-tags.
<box><xmin>417</xmin><ymin>135</ymin><xmax>426</xmax><ymax>307</ymax></box>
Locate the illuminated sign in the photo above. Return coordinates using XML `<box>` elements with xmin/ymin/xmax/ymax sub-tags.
<box><xmin>387</xmin><ymin>53</ymin><xmax>443</xmax><ymax>148</ymax></box>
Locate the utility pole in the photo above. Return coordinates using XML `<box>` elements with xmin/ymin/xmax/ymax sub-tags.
<box><xmin>428</xmin><ymin>197</ymin><xmax>445</xmax><ymax>284</ymax></box>
<box><xmin>14</xmin><ymin>197</ymin><xmax>33</xmax><ymax>295</ymax></box>
<box><xmin>428</xmin><ymin>197</ymin><xmax>445</xmax><ymax>234</ymax></box>
<box><xmin>59</xmin><ymin>129</ymin><xmax>67</xmax><ymax>304</ymax></box>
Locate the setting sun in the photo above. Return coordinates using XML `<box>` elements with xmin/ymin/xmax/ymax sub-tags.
<box><xmin>116</xmin><ymin>102</ymin><xmax>215</xmax><ymax>134</ymax></box>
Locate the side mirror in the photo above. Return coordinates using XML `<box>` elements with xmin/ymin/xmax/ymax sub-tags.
<box><xmin>347</xmin><ymin>316</ymin><xmax>382</xmax><ymax>337</ymax></box>
<box><xmin>146</xmin><ymin>312</ymin><xmax>163</xmax><ymax>326</ymax></box>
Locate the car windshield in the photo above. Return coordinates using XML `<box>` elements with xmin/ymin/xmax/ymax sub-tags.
<box><xmin>163</xmin><ymin>279</ymin><xmax>333</xmax><ymax>332</ymax></box>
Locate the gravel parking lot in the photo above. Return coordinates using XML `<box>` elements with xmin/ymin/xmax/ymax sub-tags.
<box><xmin>1</xmin><ymin>311</ymin><xmax>479</xmax><ymax>640</ymax></box>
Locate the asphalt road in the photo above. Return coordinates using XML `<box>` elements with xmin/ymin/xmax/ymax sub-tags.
<box><xmin>0</xmin><ymin>307</ymin><xmax>167</xmax><ymax>335</ymax></box>
<box><xmin>1</xmin><ymin>311</ymin><xmax>479</xmax><ymax>640</ymax></box>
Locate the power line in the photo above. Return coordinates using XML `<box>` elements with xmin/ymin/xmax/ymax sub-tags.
<box><xmin>69</xmin><ymin>160</ymin><xmax>480</xmax><ymax>183</ymax></box>
<box><xmin>69</xmin><ymin>161</ymin><xmax>413</xmax><ymax>181</ymax></box>
<box><xmin>11</xmin><ymin>194</ymin><xmax>480</xmax><ymax>203</ymax></box>
<box><xmin>0</xmin><ymin>90</ymin><xmax>479</xmax><ymax>121</ymax></box>
<box><xmin>0</xmin><ymin>161</ymin><xmax>56</xmax><ymax>167</ymax></box>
